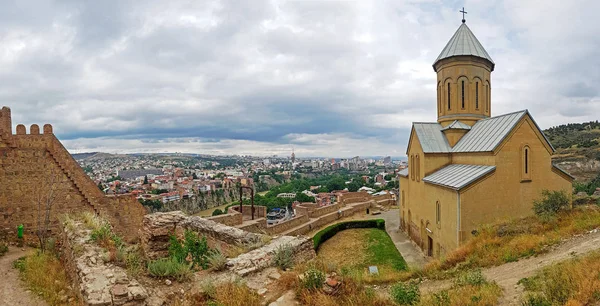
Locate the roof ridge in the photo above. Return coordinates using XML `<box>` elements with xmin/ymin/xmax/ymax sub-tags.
<box><xmin>479</xmin><ymin>109</ymin><xmax>528</xmax><ymax>122</ymax></box>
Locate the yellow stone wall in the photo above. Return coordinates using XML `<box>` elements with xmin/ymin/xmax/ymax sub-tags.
<box><xmin>435</xmin><ymin>56</ymin><xmax>493</xmax><ymax>126</ymax></box>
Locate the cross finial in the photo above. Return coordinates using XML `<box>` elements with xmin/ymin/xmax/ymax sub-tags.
<box><xmin>460</xmin><ymin>7</ymin><xmax>467</xmax><ymax>23</ymax></box>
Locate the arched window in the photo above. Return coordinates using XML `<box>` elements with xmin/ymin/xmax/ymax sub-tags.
<box><xmin>447</xmin><ymin>82</ymin><xmax>451</xmax><ymax>110</ymax></box>
<box><xmin>402</xmin><ymin>190</ymin><xmax>405</xmax><ymax>206</ymax></box>
<box><xmin>437</xmin><ymin>82</ymin><xmax>441</xmax><ymax>114</ymax></box>
<box><xmin>436</xmin><ymin>201</ymin><xmax>441</xmax><ymax>225</ymax></box>
<box><xmin>461</xmin><ymin>80</ymin><xmax>465</xmax><ymax>109</ymax></box>
<box><xmin>475</xmin><ymin>81</ymin><xmax>479</xmax><ymax>110</ymax></box>
<box><xmin>485</xmin><ymin>81</ymin><xmax>490</xmax><ymax>113</ymax></box>
<box><xmin>410</xmin><ymin>155</ymin><xmax>415</xmax><ymax>181</ymax></box>
<box><xmin>416</xmin><ymin>154</ymin><xmax>420</xmax><ymax>181</ymax></box>
<box><xmin>522</xmin><ymin>145</ymin><xmax>531</xmax><ymax>181</ymax></box>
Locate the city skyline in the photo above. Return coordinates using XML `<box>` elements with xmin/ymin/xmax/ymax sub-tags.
<box><xmin>3</xmin><ymin>1</ymin><xmax>600</xmax><ymax>156</ymax></box>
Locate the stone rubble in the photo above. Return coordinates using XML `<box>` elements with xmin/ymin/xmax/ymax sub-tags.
<box><xmin>62</xmin><ymin>221</ymin><xmax>149</xmax><ymax>305</ymax></box>
<box><xmin>140</xmin><ymin>211</ymin><xmax>188</xmax><ymax>260</ymax></box>
<box><xmin>226</xmin><ymin>235</ymin><xmax>315</xmax><ymax>276</ymax></box>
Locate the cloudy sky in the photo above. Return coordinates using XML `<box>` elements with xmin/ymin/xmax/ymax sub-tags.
<box><xmin>3</xmin><ymin>0</ymin><xmax>600</xmax><ymax>157</ymax></box>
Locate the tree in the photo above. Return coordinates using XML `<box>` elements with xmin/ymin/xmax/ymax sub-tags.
<box><xmin>347</xmin><ymin>181</ymin><xmax>361</xmax><ymax>192</ymax></box>
<box><xmin>296</xmin><ymin>192</ymin><xmax>315</xmax><ymax>203</ymax></box>
<box><xmin>192</xmin><ymin>173</ymin><xmax>198</xmax><ymax>180</ymax></box>
<box><xmin>143</xmin><ymin>175</ymin><xmax>149</xmax><ymax>185</ymax></box>
<box><xmin>33</xmin><ymin>166</ymin><xmax>64</xmax><ymax>253</ymax></box>
<box><xmin>326</xmin><ymin>177</ymin><xmax>346</xmax><ymax>192</ymax></box>
<box><xmin>97</xmin><ymin>182</ymin><xmax>105</xmax><ymax>191</ymax></box>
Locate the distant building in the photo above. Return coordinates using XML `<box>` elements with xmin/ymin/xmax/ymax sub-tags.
<box><xmin>276</xmin><ymin>193</ymin><xmax>296</xmax><ymax>199</ymax></box>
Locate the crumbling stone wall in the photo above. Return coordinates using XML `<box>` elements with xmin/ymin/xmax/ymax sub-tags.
<box><xmin>61</xmin><ymin>219</ymin><xmax>148</xmax><ymax>305</ymax></box>
<box><xmin>0</xmin><ymin>106</ymin><xmax>146</xmax><ymax>242</ymax></box>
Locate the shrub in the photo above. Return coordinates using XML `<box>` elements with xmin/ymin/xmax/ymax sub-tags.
<box><xmin>273</xmin><ymin>244</ymin><xmax>294</xmax><ymax>270</ymax></box>
<box><xmin>207</xmin><ymin>249</ymin><xmax>227</xmax><ymax>271</ymax></box>
<box><xmin>522</xmin><ymin>294</ymin><xmax>551</xmax><ymax>306</ymax></box>
<box><xmin>533</xmin><ymin>190</ymin><xmax>570</xmax><ymax>217</ymax></box>
<box><xmin>212</xmin><ymin>209</ymin><xmax>224</xmax><ymax>216</ymax></box>
<box><xmin>313</xmin><ymin>219</ymin><xmax>386</xmax><ymax>250</ymax></box>
<box><xmin>454</xmin><ymin>270</ymin><xmax>487</xmax><ymax>287</ymax></box>
<box><xmin>301</xmin><ymin>268</ymin><xmax>326</xmax><ymax>291</ymax></box>
<box><xmin>147</xmin><ymin>257</ymin><xmax>192</xmax><ymax>281</ymax></box>
<box><xmin>390</xmin><ymin>281</ymin><xmax>420</xmax><ymax>305</ymax></box>
<box><xmin>168</xmin><ymin>231</ymin><xmax>210</xmax><ymax>269</ymax></box>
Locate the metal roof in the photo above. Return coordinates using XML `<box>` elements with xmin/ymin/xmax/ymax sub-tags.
<box><xmin>441</xmin><ymin>120</ymin><xmax>472</xmax><ymax>131</ymax></box>
<box><xmin>423</xmin><ymin>164</ymin><xmax>496</xmax><ymax>190</ymax></box>
<box><xmin>398</xmin><ymin>168</ymin><xmax>409</xmax><ymax>177</ymax></box>
<box><xmin>413</xmin><ymin>123</ymin><xmax>452</xmax><ymax>153</ymax></box>
<box><xmin>434</xmin><ymin>23</ymin><xmax>494</xmax><ymax>69</ymax></box>
<box><xmin>452</xmin><ymin>110</ymin><xmax>528</xmax><ymax>153</ymax></box>
<box><xmin>552</xmin><ymin>164</ymin><xmax>575</xmax><ymax>180</ymax></box>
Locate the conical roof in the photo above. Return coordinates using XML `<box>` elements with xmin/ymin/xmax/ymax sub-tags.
<box><xmin>433</xmin><ymin>23</ymin><xmax>494</xmax><ymax>70</ymax></box>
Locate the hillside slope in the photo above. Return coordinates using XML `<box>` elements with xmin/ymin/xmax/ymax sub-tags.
<box><xmin>545</xmin><ymin>121</ymin><xmax>600</xmax><ymax>181</ymax></box>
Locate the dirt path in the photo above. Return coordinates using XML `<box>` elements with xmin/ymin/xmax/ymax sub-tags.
<box><xmin>420</xmin><ymin>229</ymin><xmax>600</xmax><ymax>305</ymax></box>
<box><xmin>0</xmin><ymin>247</ymin><xmax>47</xmax><ymax>306</ymax></box>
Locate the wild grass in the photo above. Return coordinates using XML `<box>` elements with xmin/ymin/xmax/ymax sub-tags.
<box><xmin>187</xmin><ymin>281</ymin><xmax>262</xmax><ymax>306</ymax></box>
<box><xmin>207</xmin><ymin>248</ymin><xmax>227</xmax><ymax>271</ymax></box>
<box><xmin>147</xmin><ymin>257</ymin><xmax>192</xmax><ymax>281</ymax></box>
<box><xmin>427</xmin><ymin>205</ymin><xmax>600</xmax><ymax>272</ymax></box>
<box><xmin>519</xmin><ymin>251</ymin><xmax>600</xmax><ymax>305</ymax></box>
<box><xmin>418</xmin><ymin>270</ymin><xmax>502</xmax><ymax>306</ymax></box>
<box><xmin>272</xmin><ymin>243</ymin><xmax>294</xmax><ymax>270</ymax></box>
<box><xmin>13</xmin><ymin>252</ymin><xmax>80</xmax><ymax>306</ymax></box>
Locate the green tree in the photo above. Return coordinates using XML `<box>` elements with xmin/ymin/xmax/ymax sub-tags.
<box><xmin>326</xmin><ymin>177</ymin><xmax>346</xmax><ymax>192</ymax></box>
<box><xmin>347</xmin><ymin>181</ymin><xmax>361</xmax><ymax>192</ymax></box>
<box><xmin>296</xmin><ymin>192</ymin><xmax>315</xmax><ymax>203</ymax></box>
<box><xmin>192</xmin><ymin>173</ymin><xmax>198</xmax><ymax>179</ymax></box>
<box><xmin>143</xmin><ymin>175</ymin><xmax>149</xmax><ymax>185</ymax></box>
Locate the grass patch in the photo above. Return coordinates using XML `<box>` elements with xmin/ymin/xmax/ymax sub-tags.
<box><xmin>313</xmin><ymin>219</ymin><xmax>385</xmax><ymax>250</ymax></box>
<box><xmin>317</xmin><ymin>228</ymin><xmax>408</xmax><ymax>284</ymax></box>
<box><xmin>0</xmin><ymin>242</ymin><xmax>7</xmax><ymax>257</ymax></box>
<box><xmin>520</xmin><ymin>251</ymin><xmax>600</xmax><ymax>305</ymax></box>
<box><xmin>189</xmin><ymin>281</ymin><xmax>262</xmax><ymax>306</ymax></box>
<box><xmin>147</xmin><ymin>257</ymin><xmax>192</xmax><ymax>281</ymax></box>
<box><xmin>428</xmin><ymin>205</ymin><xmax>600</xmax><ymax>272</ymax></box>
<box><xmin>14</xmin><ymin>252</ymin><xmax>79</xmax><ymax>306</ymax></box>
<box><xmin>418</xmin><ymin>270</ymin><xmax>503</xmax><ymax>306</ymax></box>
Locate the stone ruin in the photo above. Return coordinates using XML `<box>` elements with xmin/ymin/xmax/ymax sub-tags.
<box><xmin>61</xmin><ymin>219</ymin><xmax>148</xmax><ymax>305</ymax></box>
<box><xmin>141</xmin><ymin>211</ymin><xmax>316</xmax><ymax>277</ymax></box>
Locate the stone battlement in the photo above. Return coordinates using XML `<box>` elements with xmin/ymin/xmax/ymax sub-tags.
<box><xmin>0</xmin><ymin>106</ymin><xmax>146</xmax><ymax>242</ymax></box>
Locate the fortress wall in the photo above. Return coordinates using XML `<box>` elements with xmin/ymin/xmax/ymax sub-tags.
<box><xmin>0</xmin><ymin>107</ymin><xmax>146</xmax><ymax>242</ymax></box>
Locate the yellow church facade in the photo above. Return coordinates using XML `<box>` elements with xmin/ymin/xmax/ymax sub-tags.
<box><xmin>399</xmin><ymin>21</ymin><xmax>573</xmax><ymax>257</ymax></box>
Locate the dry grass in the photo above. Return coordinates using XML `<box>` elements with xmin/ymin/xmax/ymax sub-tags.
<box><xmin>520</xmin><ymin>251</ymin><xmax>600</xmax><ymax>305</ymax></box>
<box><xmin>317</xmin><ymin>229</ymin><xmax>368</xmax><ymax>267</ymax></box>
<box><xmin>296</xmin><ymin>274</ymin><xmax>390</xmax><ymax>306</ymax></box>
<box><xmin>418</xmin><ymin>283</ymin><xmax>503</xmax><ymax>306</ymax></box>
<box><xmin>14</xmin><ymin>252</ymin><xmax>81</xmax><ymax>306</ymax></box>
<box><xmin>185</xmin><ymin>281</ymin><xmax>262</xmax><ymax>306</ymax></box>
<box><xmin>431</xmin><ymin>205</ymin><xmax>600</xmax><ymax>272</ymax></box>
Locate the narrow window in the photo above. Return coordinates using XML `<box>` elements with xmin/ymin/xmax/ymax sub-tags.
<box><xmin>416</xmin><ymin>154</ymin><xmax>420</xmax><ymax>181</ymax></box>
<box><xmin>486</xmin><ymin>84</ymin><xmax>489</xmax><ymax>112</ymax></box>
<box><xmin>461</xmin><ymin>80</ymin><xmax>465</xmax><ymax>109</ymax></box>
<box><xmin>436</xmin><ymin>201</ymin><xmax>441</xmax><ymax>225</ymax></box>
<box><xmin>475</xmin><ymin>82</ymin><xmax>479</xmax><ymax>109</ymax></box>
<box><xmin>447</xmin><ymin>83</ymin><xmax>451</xmax><ymax>110</ymax></box>
<box><xmin>525</xmin><ymin>148</ymin><xmax>529</xmax><ymax>174</ymax></box>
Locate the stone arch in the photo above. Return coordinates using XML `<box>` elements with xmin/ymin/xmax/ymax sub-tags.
<box><xmin>30</xmin><ymin>124</ymin><xmax>40</xmax><ymax>135</ymax></box>
<box><xmin>16</xmin><ymin>124</ymin><xmax>25</xmax><ymax>135</ymax></box>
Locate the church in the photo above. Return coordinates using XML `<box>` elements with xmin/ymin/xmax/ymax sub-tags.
<box><xmin>398</xmin><ymin>18</ymin><xmax>574</xmax><ymax>258</ymax></box>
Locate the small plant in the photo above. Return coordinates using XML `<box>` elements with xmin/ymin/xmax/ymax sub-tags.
<box><xmin>0</xmin><ymin>242</ymin><xmax>7</xmax><ymax>257</ymax></box>
<box><xmin>533</xmin><ymin>190</ymin><xmax>570</xmax><ymax>218</ymax></box>
<box><xmin>168</xmin><ymin>231</ymin><xmax>210</xmax><ymax>269</ymax></box>
<box><xmin>272</xmin><ymin>244</ymin><xmax>294</xmax><ymax>270</ymax></box>
<box><xmin>455</xmin><ymin>269</ymin><xmax>487</xmax><ymax>287</ymax></box>
<box><xmin>432</xmin><ymin>291</ymin><xmax>450</xmax><ymax>306</ymax></box>
<box><xmin>390</xmin><ymin>280</ymin><xmax>420</xmax><ymax>305</ymax></box>
<box><xmin>207</xmin><ymin>248</ymin><xmax>227</xmax><ymax>271</ymax></box>
<box><xmin>301</xmin><ymin>268</ymin><xmax>326</xmax><ymax>291</ymax></box>
<box><xmin>147</xmin><ymin>257</ymin><xmax>192</xmax><ymax>281</ymax></box>
<box><xmin>212</xmin><ymin>209</ymin><xmax>224</xmax><ymax>216</ymax></box>
<box><xmin>521</xmin><ymin>294</ymin><xmax>551</xmax><ymax>306</ymax></box>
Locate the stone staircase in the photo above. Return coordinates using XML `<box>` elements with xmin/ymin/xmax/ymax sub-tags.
<box><xmin>47</xmin><ymin>137</ymin><xmax>102</xmax><ymax>214</ymax></box>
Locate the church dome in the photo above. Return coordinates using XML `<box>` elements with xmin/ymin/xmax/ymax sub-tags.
<box><xmin>433</xmin><ymin>23</ymin><xmax>494</xmax><ymax>71</ymax></box>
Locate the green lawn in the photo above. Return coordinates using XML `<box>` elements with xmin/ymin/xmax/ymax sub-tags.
<box><xmin>317</xmin><ymin>228</ymin><xmax>408</xmax><ymax>283</ymax></box>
